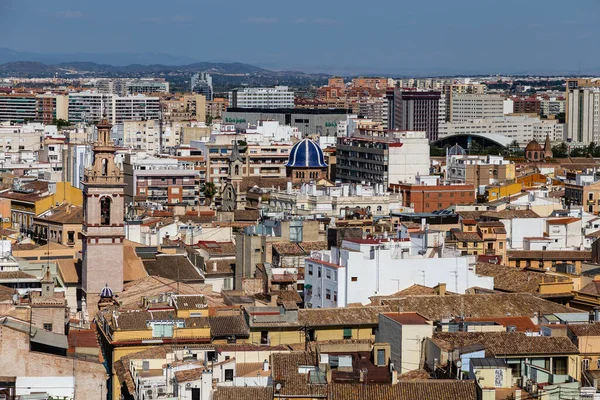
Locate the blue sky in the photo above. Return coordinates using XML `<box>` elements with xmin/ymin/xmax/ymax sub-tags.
<box><xmin>1</xmin><ymin>0</ymin><xmax>598</xmax><ymax>74</ymax></box>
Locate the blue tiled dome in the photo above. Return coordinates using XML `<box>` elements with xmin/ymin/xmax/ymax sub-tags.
<box><xmin>100</xmin><ymin>284</ymin><xmax>113</xmax><ymax>298</ymax></box>
<box><xmin>286</xmin><ymin>139</ymin><xmax>327</xmax><ymax>168</ymax></box>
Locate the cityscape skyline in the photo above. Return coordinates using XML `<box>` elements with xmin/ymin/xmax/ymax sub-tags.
<box><xmin>1</xmin><ymin>0</ymin><xmax>599</xmax><ymax>75</ymax></box>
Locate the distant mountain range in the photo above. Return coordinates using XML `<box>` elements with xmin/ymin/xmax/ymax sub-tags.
<box><xmin>0</xmin><ymin>48</ymin><xmax>331</xmax><ymax>82</ymax></box>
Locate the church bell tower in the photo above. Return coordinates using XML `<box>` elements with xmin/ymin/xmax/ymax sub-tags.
<box><xmin>81</xmin><ymin>116</ymin><xmax>125</xmax><ymax>298</ymax></box>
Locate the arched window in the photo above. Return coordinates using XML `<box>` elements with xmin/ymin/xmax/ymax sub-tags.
<box><xmin>101</xmin><ymin>158</ymin><xmax>108</xmax><ymax>176</ymax></box>
<box><xmin>234</xmin><ymin>164</ymin><xmax>240</xmax><ymax>176</ymax></box>
<box><xmin>100</xmin><ymin>197</ymin><xmax>111</xmax><ymax>225</ymax></box>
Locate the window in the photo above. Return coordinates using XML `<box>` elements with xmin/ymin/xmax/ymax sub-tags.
<box><xmin>224</xmin><ymin>369</ymin><xmax>234</xmax><ymax>382</ymax></box>
<box><xmin>343</xmin><ymin>328</ymin><xmax>352</xmax><ymax>339</ymax></box>
<box><xmin>151</xmin><ymin>322</ymin><xmax>174</xmax><ymax>338</ymax></box>
<box><xmin>333</xmin><ymin>291</ymin><xmax>337</xmax><ymax>302</ymax></box>
<box><xmin>43</xmin><ymin>323</ymin><xmax>52</xmax><ymax>331</ymax></box>
<box><xmin>100</xmin><ymin>197</ymin><xmax>111</xmax><ymax>225</ymax></box>
<box><xmin>318</xmin><ymin>267</ymin><xmax>321</xmax><ymax>278</ymax></box>
<box><xmin>326</xmin><ymin>289</ymin><xmax>331</xmax><ymax>300</ymax></box>
<box><xmin>326</xmin><ymin>269</ymin><xmax>331</xmax><ymax>279</ymax></box>
<box><xmin>553</xmin><ymin>357</ymin><xmax>567</xmax><ymax>375</ymax></box>
<box><xmin>351</xmin><ymin>277</ymin><xmax>358</xmax><ymax>282</ymax></box>
<box><xmin>499</xmin><ymin>242</ymin><xmax>503</xmax><ymax>249</ymax></box>
<box><xmin>308</xmin><ymin>265</ymin><xmax>313</xmax><ymax>275</ymax></box>
<box><xmin>101</xmin><ymin>158</ymin><xmax>108</xmax><ymax>176</ymax></box>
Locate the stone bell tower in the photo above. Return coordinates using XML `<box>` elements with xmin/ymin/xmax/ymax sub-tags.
<box><xmin>81</xmin><ymin>116</ymin><xmax>125</xmax><ymax>299</ymax></box>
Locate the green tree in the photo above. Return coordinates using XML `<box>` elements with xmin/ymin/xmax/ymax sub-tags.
<box><xmin>202</xmin><ymin>182</ymin><xmax>217</xmax><ymax>206</ymax></box>
<box><xmin>429</xmin><ymin>145</ymin><xmax>445</xmax><ymax>157</ymax></box>
<box><xmin>555</xmin><ymin>113</ymin><xmax>566</xmax><ymax>123</ymax></box>
<box><xmin>469</xmin><ymin>141</ymin><xmax>483</xmax><ymax>155</ymax></box>
<box><xmin>552</xmin><ymin>142</ymin><xmax>568</xmax><ymax>158</ymax></box>
<box><xmin>52</xmin><ymin>118</ymin><xmax>71</xmax><ymax>129</ymax></box>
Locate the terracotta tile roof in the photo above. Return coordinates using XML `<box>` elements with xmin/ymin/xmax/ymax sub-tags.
<box><xmin>298</xmin><ymin>306</ymin><xmax>390</xmax><ymax>327</ymax></box>
<box><xmin>568</xmin><ymin>323</ymin><xmax>600</xmax><ymax>337</ymax></box>
<box><xmin>452</xmin><ymin>231</ymin><xmax>482</xmax><ymax>242</ymax></box>
<box><xmin>464</xmin><ymin>316</ymin><xmax>538</xmax><ymax>332</ymax></box>
<box><xmin>382</xmin><ymin>312</ymin><xmax>430</xmax><ymax>325</ymax></box>
<box><xmin>196</xmin><ymin>241</ymin><xmax>236</xmax><ymax>256</ymax></box>
<box><xmin>475</xmin><ymin>262</ymin><xmax>571</xmax><ymax>294</ymax></box>
<box><xmin>299</xmin><ymin>241</ymin><xmax>329</xmax><ymax>252</ymax></box>
<box><xmin>173</xmin><ymin>295</ymin><xmax>207</xmax><ymax>310</ymax></box>
<box><xmin>233</xmin><ymin>209</ymin><xmax>260</xmax><ymax>222</ymax></box>
<box><xmin>507</xmin><ymin>250</ymin><xmax>591</xmax><ymax>261</ymax></box>
<box><xmin>547</xmin><ymin>217</ymin><xmax>580</xmax><ymax>225</ymax></box>
<box><xmin>35</xmin><ymin>204</ymin><xmax>83</xmax><ymax>224</ymax></box>
<box><xmin>213</xmin><ymin>387</ymin><xmax>272</xmax><ymax>400</ymax></box>
<box><xmin>377</xmin><ymin>293</ymin><xmax>575</xmax><ymax>321</ymax></box>
<box><xmin>480</xmin><ymin>209</ymin><xmax>540</xmax><ymax>219</ymax></box>
<box><xmin>175</xmin><ymin>367</ymin><xmax>204</xmax><ymax>382</ymax></box>
<box><xmin>0</xmin><ymin>284</ymin><xmax>15</xmax><ymax>302</ymax></box>
<box><xmin>0</xmin><ymin>181</ymin><xmax>52</xmax><ymax>202</ymax></box>
<box><xmin>271</xmin><ymin>352</ymin><xmax>328</xmax><ymax>397</ymax></box>
<box><xmin>67</xmin><ymin>329</ymin><xmax>99</xmax><ymax>349</ymax></box>
<box><xmin>431</xmin><ymin>332</ymin><xmax>579</xmax><ymax>356</ymax></box>
<box><xmin>477</xmin><ymin>221</ymin><xmax>505</xmax><ymax>228</ymax></box>
<box><xmin>235</xmin><ymin>362</ymin><xmax>266</xmax><ymax>377</ymax></box>
<box><xmin>118</xmin><ymin>276</ymin><xmax>224</xmax><ymax>310</ymax></box>
<box><xmin>57</xmin><ymin>259</ymin><xmax>81</xmax><ymax>284</ymax></box>
<box><xmin>204</xmin><ymin>259</ymin><xmax>235</xmax><ymax>276</ymax></box>
<box><xmin>123</xmin><ymin>241</ymin><xmax>148</xmax><ymax>282</ymax></box>
<box><xmin>142</xmin><ymin>254</ymin><xmax>203</xmax><ymax>282</ymax></box>
<box><xmin>579</xmin><ymin>280</ymin><xmax>600</xmax><ymax>296</ymax></box>
<box><xmin>389</xmin><ymin>284</ymin><xmax>454</xmax><ymax>297</ymax></box>
<box><xmin>397</xmin><ymin>369</ymin><xmax>431</xmax><ymax>381</ymax></box>
<box><xmin>329</xmin><ymin>381</ymin><xmax>477</xmax><ymax>400</ymax></box>
<box><xmin>0</xmin><ymin>271</ymin><xmax>37</xmax><ymax>280</ymax></box>
<box><xmin>209</xmin><ymin>315</ymin><xmax>249</xmax><ymax>338</ymax></box>
<box><xmin>114</xmin><ymin>309</ymin><xmax>210</xmax><ymax>331</ymax></box>
<box><xmin>272</xmin><ymin>242</ymin><xmax>305</xmax><ymax>256</ymax></box>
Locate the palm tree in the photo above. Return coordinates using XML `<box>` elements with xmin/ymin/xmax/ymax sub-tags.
<box><xmin>202</xmin><ymin>182</ymin><xmax>217</xmax><ymax>206</ymax></box>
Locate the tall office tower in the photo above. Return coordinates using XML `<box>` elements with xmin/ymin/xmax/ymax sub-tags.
<box><xmin>566</xmin><ymin>79</ymin><xmax>600</xmax><ymax>143</ymax></box>
<box><xmin>387</xmin><ymin>90</ymin><xmax>441</xmax><ymax>142</ymax></box>
<box><xmin>191</xmin><ymin>72</ymin><xmax>214</xmax><ymax>101</ymax></box>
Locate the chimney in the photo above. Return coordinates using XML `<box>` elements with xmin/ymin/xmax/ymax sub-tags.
<box><xmin>434</xmin><ymin>283</ymin><xmax>446</xmax><ymax>296</ymax></box>
<box><xmin>263</xmin><ymin>359</ymin><xmax>269</xmax><ymax>371</ymax></box>
<box><xmin>212</xmin><ymin>261</ymin><xmax>217</xmax><ymax>272</ymax></box>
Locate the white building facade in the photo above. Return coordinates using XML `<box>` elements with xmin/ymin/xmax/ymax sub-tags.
<box><xmin>229</xmin><ymin>86</ymin><xmax>294</xmax><ymax>109</ymax></box>
<box><xmin>304</xmin><ymin>238</ymin><xmax>494</xmax><ymax>308</ymax></box>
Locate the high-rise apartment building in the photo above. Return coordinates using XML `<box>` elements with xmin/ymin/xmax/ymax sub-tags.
<box><xmin>68</xmin><ymin>92</ymin><xmax>160</xmax><ymax>124</ymax></box>
<box><xmin>566</xmin><ymin>79</ymin><xmax>600</xmax><ymax>143</ymax></box>
<box><xmin>191</xmin><ymin>72</ymin><xmax>213</xmax><ymax>101</ymax></box>
<box><xmin>358</xmin><ymin>97</ymin><xmax>389</xmax><ymax>129</ymax></box>
<box><xmin>336</xmin><ymin>127</ymin><xmax>430</xmax><ymax>186</ymax></box>
<box><xmin>228</xmin><ymin>86</ymin><xmax>294</xmax><ymax>109</ymax></box>
<box><xmin>160</xmin><ymin>94</ymin><xmax>206</xmax><ymax>123</ymax></box>
<box><xmin>96</xmin><ymin>78</ymin><xmax>169</xmax><ymax>96</ymax></box>
<box><xmin>0</xmin><ymin>93</ymin><xmax>68</xmax><ymax>123</ymax></box>
<box><xmin>450</xmin><ymin>94</ymin><xmax>504</xmax><ymax>123</ymax></box>
<box><xmin>388</xmin><ymin>90</ymin><xmax>441</xmax><ymax>141</ymax></box>
<box><xmin>442</xmin><ymin>83</ymin><xmax>487</xmax><ymax>122</ymax></box>
<box><xmin>513</xmin><ymin>97</ymin><xmax>541</xmax><ymax>115</ymax></box>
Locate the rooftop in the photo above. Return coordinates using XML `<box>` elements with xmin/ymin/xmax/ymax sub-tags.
<box><xmin>375</xmin><ymin>293</ymin><xmax>575</xmax><ymax>321</ymax></box>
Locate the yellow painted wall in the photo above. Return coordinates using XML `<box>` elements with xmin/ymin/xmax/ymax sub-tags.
<box><xmin>486</xmin><ymin>182</ymin><xmax>522</xmax><ymax>202</ymax></box>
<box><xmin>176</xmin><ymin>309</ymin><xmax>209</xmax><ymax>318</ymax></box>
<box><xmin>248</xmin><ymin>327</ymin><xmax>376</xmax><ymax>346</ymax></box>
<box><xmin>113</xmin><ymin>327</ymin><xmax>210</xmax><ymax>342</ymax></box>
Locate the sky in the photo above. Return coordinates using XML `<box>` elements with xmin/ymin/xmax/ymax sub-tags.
<box><xmin>1</xmin><ymin>0</ymin><xmax>599</xmax><ymax>75</ymax></box>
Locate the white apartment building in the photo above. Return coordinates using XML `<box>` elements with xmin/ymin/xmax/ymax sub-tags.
<box><xmin>567</xmin><ymin>86</ymin><xmax>600</xmax><ymax>143</ymax></box>
<box><xmin>451</xmin><ymin>94</ymin><xmax>504</xmax><ymax>123</ymax></box>
<box><xmin>267</xmin><ymin>181</ymin><xmax>402</xmax><ymax>217</ymax></box>
<box><xmin>439</xmin><ymin>116</ymin><xmax>565</xmax><ymax>145</ymax></box>
<box><xmin>243</xmin><ymin>120</ymin><xmax>301</xmax><ymax>143</ymax></box>
<box><xmin>228</xmin><ymin>86</ymin><xmax>294</xmax><ymax>109</ymax></box>
<box><xmin>68</xmin><ymin>92</ymin><xmax>160</xmax><ymax>124</ymax></box>
<box><xmin>540</xmin><ymin>97</ymin><xmax>565</xmax><ymax>116</ymax></box>
<box><xmin>304</xmin><ymin>237</ymin><xmax>494</xmax><ymax>308</ymax></box>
